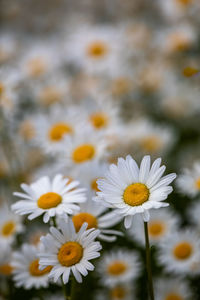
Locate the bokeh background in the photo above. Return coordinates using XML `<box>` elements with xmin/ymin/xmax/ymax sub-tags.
<box><xmin>1</xmin><ymin>0</ymin><xmax>200</xmax><ymax>299</ymax></box>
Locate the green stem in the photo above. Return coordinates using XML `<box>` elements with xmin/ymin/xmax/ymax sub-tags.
<box><xmin>62</xmin><ymin>278</ymin><xmax>71</xmax><ymax>300</ymax></box>
<box><xmin>144</xmin><ymin>221</ymin><xmax>155</xmax><ymax>300</ymax></box>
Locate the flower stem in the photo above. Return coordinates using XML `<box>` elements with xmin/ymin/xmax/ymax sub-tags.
<box><xmin>62</xmin><ymin>278</ymin><xmax>71</xmax><ymax>300</ymax></box>
<box><xmin>144</xmin><ymin>221</ymin><xmax>154</xmax><ymax>300</ymax></box>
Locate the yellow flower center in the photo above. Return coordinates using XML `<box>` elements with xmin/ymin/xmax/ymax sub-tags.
<box><xmin>148</xmin><ymin>221</ymin><xmax>165</xmax><ymax>237</ymax></box>
<box><xmin>72</xmin><ymin>212</ymin><xmax>97</xmax><ymax>232</ymax></box>
<box><xmin>91</xmin><ymin>178</ymin><xmax>100</xmax><ymax>192</ymax></box>
<box><xmin>195</xmin><ymin>178</ymin><xmax>200</xmax><ymax>190</ymax></box>
<box><xmin>110</xmin><ymin>286</ymin><xmax>126</xmax><ymax>299</ymax></box>
<box><xmin>123</xmin><ymin>183</ymin><xmax>149</xmax><ymax>206</ymax></box>
<box><xmin>72</xmin><ymin>144</ymin><xmax>95</xmax><ymax>163</ymax></box>
<box><xmin>29</xmin><ymin>259</ymin><xmax>52</xmax><ymax>276</ymax></box>
<box><xmin>1</xmin><ymin>221</ymin><xmax>16</xmax><ymax>237</ymax></box>
<box><xmin>0</xmin><ymin>264</ymin><xmax>13</xmax><ymax>276</ymax></box>
<box><xmin>169</xmin><ymin>34</ymin><xmax>190</xmax><ymax>52</ymax></box>
<box><xmin>37</xmin><ymin>192</ymin><xmax>62</xmax><ymax>209</ymax></box>
<box><xmin>57</xmin><ymin>242</ymin><xmax>83</xmax><ymax>267</ymax></box>
<box><xmin>48</xmin><ymin>122</ymin><xmax>73</xmax><ymax>141</ymax></box>
<box><xmin>176</xmin><ymin>0</ymin><xmax>192</xmax><ymax>6</ymax></box>
<box><xmin>183</xmin><ymin>66</ymin><xmax>199</xmax><ymax>77</ymax></box>
<box><xmin>140</xmin><ymin>136</ymin><xmax>162</xmax><ymax>152</ymax></box>
<box><xmin>87</xmin><ymin>41</ymin><xmax>108</xmax><ymax>59</ymax></box>
<box><xmin>165</xmin><ymin>293</ymin><xmax>183</xmax><ymax>300</ymax></box>
<box><xmin>28</xmin><ymin>58</ymin><xmax>46</xmax><ymax>77</ymax></box>
<box><xmin>0</xmin><ymin>82</ymin><xmax>5</xmax><ymax>96</ymax></box>
<box><xmin>107</xmin><ymin>261</ymin><xmax>127</xmax><ymax>276</ymax></box>
<box><xmin>40</xmin><ymin>86</ymin><xmax>62</xmax><ymax>106</ymax></box>
<box><xmin>173</xmin><ymin>242</ymin><xmax>193</xmax><ymax>260</ymax></box>
<box><xmin>89</xmin><ymin>112</ymin><xmax>108</xmax><ymax>129</ymax></box>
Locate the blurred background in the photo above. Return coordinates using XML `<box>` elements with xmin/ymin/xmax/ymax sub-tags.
<box><xmin>1</xmin><ymin>0</ymin><xmax>200</xmax><ymax>299</ymax></box>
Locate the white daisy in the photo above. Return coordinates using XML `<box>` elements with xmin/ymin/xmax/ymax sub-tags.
<box><xmin>97</xmin><ymin>249</ymin><xmax>141</xmax><ymax>287</ymax></box>
<box><xmin>59</xmin><ymin>127</ymin><xmax>108</xmax><ymax>167</ymax></box>
<box><xmin>0</xmin><ymin>205</ymin><xmax>23</xmax><ymax>246</ymax></box>
<box><xmin>0</xmin><ymin>243</ymin><xmax>14</xmax><ymax>277</ymax></box>
<box><xmin>128</xmin><ymin>208</ymin><xmax>180</xmax><ymax>245</ymax></box>
<box><xmin>155</xmin><ymin>278</ymin><xmax>192</xmax><ymax>300</ymax></box>
<box><xmin>12</xmin><ymin>174</ymin><xmax>86</xmax><ymax>223</ymax></box>
<box><xmin>96</xmin><ymin>283</ymin><xmax>134</xmax><ymax>300</ymax></box>
<box><xmin>65</xmin><ymin>25</ymin><xmax>124</xmax><ymax>75</ymax></box>
<box><xmin>158</xmin><ymin>230</ymin><xmax>200</xmax><ymax>275</ymax></box>
<box><xmin>176</xmin><ymin>161</ymin><xmax>200</xmax><ymax>197</ymax></box>
<box><xmin>96</xmin><ymin>155</ymin><xmax>176</xmax><ymax>228</ymax></box>
<box><xmin>39</xmin><ymin>219</ymin><xmax>102</xmax><ymax>283</ymax></box>
<box><xmin>71</xmin><ymin>196</ymin><xmax>123</xmax><ymax>242</ymax></box>
<box><xmin>12</xmin><ymin>243</ymin><xmax>52</xmax><ymax>289</ymax></box>
<box><xmin>33</xmin><ymin>105</ymin><xmax>83</xmax><ymax>154</ymax></box>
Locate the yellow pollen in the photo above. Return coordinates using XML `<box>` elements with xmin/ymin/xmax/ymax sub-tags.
<box><xmin>195</xmin><ymin>178</ymin><xmax>200</xmax><ymax>190</ymax></box>
<box><xmin>0</xmin><ymin>264</ymin><xmax>13</xmax><ymax>276</ymax></box>
<box><xmin>110</xmin><ymin>286</ymin><xmax>126</xmax><ymax>299</ymax></box>
<box><xmin>72</xmin><ymin>212</ymin><xmax>97</xmax><ymax>232</ymax></box>
<box><xmin>183</xmin><ymin>66</ymin><xmax>199</xmax><ymax>77</ymax></box>
<box><xmin>29</xmin><ymin>259</ymin><xmax>52</xmax><ymax>276</ymax></box>
<box><xmin>123</xmin><ymin>183</ymin><xmax>149</xmax><ymax>206</ymax></box>
<box><xmin>37</xmin><ymin>192</ymin><xmax>62</xmax><ymax>209</ymax></box>
<box><xmin>1</xmin><ymin>221</ymin><xmax>16</xmax><ymax>237</ymax></box>
<box><xmin>72</xmin><ymin>144</ymin><xmax>95</xmax><ymax>163</ymax></box>
<box><xmin>49</xmin><ymin>122</ymin><xmax>73</xmax><ymax>141</ymax></box>
<box><xmin>28</xmin><ymin>58</ymin><xmax>46</xmax><ymax>77</ymax></box>
<box><xmin>173</xmin><ymin>242</ymin><xmax>193</xmax><ymax>260</ymax></box>
<box><xmin>40</xmin><ymin>87</ymin><xmax>62</xmax><ymax>106</ymax></box>
<box><xmin>140</xmin><ymin>136</ymin><xmax>162</xmax><ymax>152</ymax></box>
<box><xmin>165</xmin><ymin>293</ymin><xmax>183</xmax><ymax>300</ymax></box>
<box><xmin>91</xmin><ymin>178</ymin><xmax>100</xmax><ymax>192</ymax></box>
<box><xmin>148</xmin><ymin>221</ymin><xmax>165</xmax><ymax>237</ymax></box>
<box><xmin>57</xmin><ymin>242</ymin><xmax>83</xmax><ymax>267</ymax></box>
<box><xmin>107</xmin><ymin>261</ymin><xmax>127</xmax><ymax>276</ymax></box>
<box><xmin>90</xmin><ymin>112</ymin><xmax>108</xmax><ymax>129</ymax></box>
<box><xmin>87</xmin><ymin>41</ymin><xmax>108</xmax><ymax>58</ymax></box>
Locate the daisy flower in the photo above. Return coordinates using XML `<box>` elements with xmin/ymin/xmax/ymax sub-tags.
<box><xmin>0</xmin><ymin>243</ymin><xmax>14</xmax><ymax>277</ymax></box>
<box><xmin>59</xmin><ymin>127</ymin><xmax>108</xmax><ymax>167</ymax></box>
<box><xmin>96</xmin><ymin>155</ymin><xmax>176</xmax><ymax>228</ymax></box>
<box><xmin>155</xmin><ymin>278</ymin><xmax>191</xmax><ymax>300</ymax></box>
<box><xmin>176</xmin><ymin>161</ymin><xmax>200</xmax><ymax>197</ymax></box>
<box><xmin>71</xmin><ymin>197</ymin><xmax>123</xmax><ymax>242</ymax></box>
<box><xmin>96</xmin><ymin>249</ymin><xmax>140</xmax><ymax>287</ymax></box>
<box><xmin>65</xmin><ymin>25</ymin><xmax>124</xmax><ymax>75</ymax></box>
<box><xmin>158</xmin><ymin>230</ymin><xmax>200</xmax><ymax>276</ymax></box>
<box><xmin>12</xmin><ymin>174</ymin><xmax>86</xmax><ymax>223</ymax></box>
<box><xmin>12</xmin><ymin>244</ymin><xmax>52</xmax><ymax>289</ymax></box>
<box><xmin>39</xmin><ymin>219</ymin><xmax>102</xmax><ymax>283</ymax></box>
<box><xmin>0</xmin><ymin>205</ymin><xmax>23</xmax><ymax>246</ymax></box>
<box><xmin>128</xmin><ymin>208</ymin><xmax>180</xmax><ymax>245</ymax></box>
<box><xmin>96</xmin><ymin>283</ymin><xmax>134</xmax><ymax>300</ymax></box>
<box><xmin>33</xmin><ymin>106</ymin><xmax>82</xmax><ymax>154</ymax></box>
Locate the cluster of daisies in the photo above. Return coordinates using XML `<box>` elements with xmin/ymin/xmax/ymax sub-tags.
<box><xmin>1</xmin><ymin>0</ymin><xmax>200</xmax><ymax>299</ymax></box>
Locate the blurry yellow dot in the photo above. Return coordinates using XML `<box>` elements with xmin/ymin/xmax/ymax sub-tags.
<box><xmin>87</xmin><ymin>41</ymin><xmax>108</xmax><ymax>59</ymax></box>
<box><xmin>0</xmin><ymin>82</ymin><xmax>5</xmax><ymax>96</ymax></box>
<box><xmin>37</xmin><ymin>192</ymin><xmax>62</xmax><ymax>209</ymax></box>
<box><xmin>29</xmin><ymin>259</ymin><xmax>52</xmax><ymax>276</ymax></box>
<box><xmin>91</xmin><ymin>178</ymin><xmax>100</xmax><ymax>192</ymax></box>
<box><xmin>111</xmin><ymin>77</ymin><xmax>132</xmax><ymax>97</ymax></box>
<box><xmin>195</xmin><ymin>178</ymin><xmax>200</xmax><ymax>190</ymax></box>
<box><xmin>107</xmin><ymin>261</ymin><xmax>127</xmax><ymax>276</ymax></box>
<box><xmin>165</xmin><ymin>293</ymin><xmax>183</xmax><ymax>300</ymax></box>
<box><xmin>90</xmin><ymin>112</ymin><xmax>108</xmax><ymax>129</ymax></box>
<box><xmin>48</xmin><ymin>122</ymin><xmax>73</xmax><ymax>141</ymax></box>
<box><xmin>1</xmin><ymin>221</ymin><xmax>16</xmax><ymax>237</ymax></box>
<box><xmin>110</xmin><ymin>286</ymin><xmax>126</xmax><ymax>299</ymax></box>
<box><xmin>176</xmin><ymin>0</ymin><xmax>193</xmax><ymax>6</ymax></box>
<box><xmin>27</xmin><ymin>58</ymin><xmax>46</xmax><ymax>77</ymax></box>
<box><xmin>0</xmin><ymin>264</ymin><xmax>13</xmax><ymax>276</ymax></box>
<box><xmin>183</xmin><ymin>66</ymin><xmax>199</xmax><ymax>77</ymax></box>
<box><xmin>123</xmin><ymin>183</ymin><xmax>149</xmax><ymax>206</ymax></box>
<box><xmin>72</xmin><ymin>144</ymin><xmax>95</xmax><ymax>163</ymax></box>
<box><xmin>140</xmin><ymin>136</ymin><xmax>162</xmax><ymax>153</ymax></box>
<box><xmin>148</xmin><ymin>221</ymin><xmax>165</xmax><ymax>237</ymax></box>
<box><xmin>40</xmin><ymin>87</ymin><xmax>62</xmax><ymax>106</ymax></box>
<box><xmin>19</xmin><ymin>120</ymin><xmax>35</xmax><ymax>141</ymax></box>
<box><xmin>173</xmin><ymin>242</ymin><xmax>193</xmax><ymax>260</ymax></box>
<box><xmin>57</xmin><ymin>242</ymin><xmax>83</xmax><ymax>267</ymax></box>
<box><xmin>72</xmin><ymin>212</ymin><xmax>97</xmax><ymax>232</ymax></box>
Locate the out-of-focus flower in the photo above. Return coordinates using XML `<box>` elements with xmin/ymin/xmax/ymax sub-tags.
<box><xmin>158</xmin><ymin>230</ymin><xmax>200</xmax><ymax>275</ymax></box>
<box><xmin>39</xmin><ymin>219</ymin><xmax>101</xmax><ymax>283</ymax></box>
<box><xmin>0</xmin><ymin>243</ymin><xmax>14</xmax><ymax>277</ymax></box>
<box><xmin>71</xmin><ymin>197</ymin><xmax>123</xmax><ymax>242</ymax></box>
<box><xmin>96</xmin><ymin>283</ymin><xmax>134</xmax><ymax>300</ymax></box>
<box><xmin>155</xmin><ymin>278</ymin><xmax>191</xmax><ymax>300</ymax></box>
<box><xmin>12</xmin><ymin>244</ymin><xmax>52</xmax><ymax>289</ymax></box>
<box><xmin>97</xmin><ymin>249</ymin><xmax>140</xmax><ymax>287</ymax></box>
<box><xmin>12</xmin><ymin>174</ymin><xmax>86</xmax><ymax>223</ymax></box>
<box><xmin>176</xmin><ymin>161</ymin><xmax>200</xmax><ymax>197</ymax></box>
<box><xmin>96</xmin><ymin>155</ymin><xmax>176</xmax><ymax>228</ymax></box>
<box><xmin>128</xmin><ymin>208</ymin><xmax>180</xmax><ymax>245</ymax></box>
